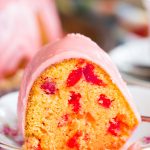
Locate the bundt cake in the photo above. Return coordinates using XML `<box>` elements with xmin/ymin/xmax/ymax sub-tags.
<box><xmin>0</xmin><ymin>0</ymin><xmax>41</xmax><ymax>93</ymax></box>
<box><xmin>0</xmin><ymin>0</ymin><xmax>41</xmax><ymax>78</ymax></box>
<box><xmin>0</xmin><ymin>0</ymin><xmax>62</xmax><ymax>93</ymax></box>
<box><xmin>18</xmin><ymin>34</ymin><xmax>141</xmax><ymax>150</ymax></box>
<box><xmin>24</xmin><ymin>0</ymin><xmax>63</xmax><ymax>44</ymax></box>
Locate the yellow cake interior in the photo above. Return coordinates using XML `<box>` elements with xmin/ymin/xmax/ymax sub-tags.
<box><xmin>24</xmin><ymin>58</ymin><xmax>138</xmax><ymax>150</ymax></box>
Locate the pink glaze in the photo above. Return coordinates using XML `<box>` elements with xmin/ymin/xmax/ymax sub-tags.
<box><xmin>0</xmin><ymin>1</ymin><xmax>41</xmax><ymax>78</ymax></box>
<box><xmin>0</xmin><ymin>0</ymin><xmax>62</xmax><ymax>79</ymax></box>
<box><xmin>18</xmin><ymin>34</ymin><xmax>141</xmax><ymax>148</ymax></box>
<box><xmin>23</xmin><ymin>0</ymin><xmax>63</xmax><ymax>42</ymax></box>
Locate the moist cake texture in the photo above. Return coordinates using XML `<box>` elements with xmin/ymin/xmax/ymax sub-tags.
<box><xmin>24</xmin><ymin>58</ymin><xmax>138</xmax><ymax>150</ymax></box>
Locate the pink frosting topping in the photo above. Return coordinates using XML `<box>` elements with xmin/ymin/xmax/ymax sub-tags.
<box><xmin>18</xmin><ymin>34</ymin><xmax>141</xmax><ymax>146</ymax></box>
<box><xmin>22</xmin><ymin>0</ymin><xmax>63</xmax><ymax>42</ymax></box>
<box><xmin>0</xmin><ymin>1</ymin><xmax>41</xmax><ymax>79</ymax></box>
<box><xmin>0</xmin><ymin>0</ymin><xmax>62</xmax><ymax>79</ymax></box>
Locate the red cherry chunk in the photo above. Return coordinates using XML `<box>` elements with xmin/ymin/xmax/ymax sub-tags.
<box><xmin>34</xmin><ymin>144</ymin><xmax>42</xmax><ymax>150</ymax></box>
<box><xmin>67</xmin><ymin>131</ymin><xmax>82</xmax><ymax>149</ymax></box>
<box><xmin>98</xmin><ymin>94</ymin><xmax>112</xmax><ymax>108</ymax></box>
<box><xmin>68</xmin><ymin>92</ymin><xmax>81</xmax><ymax>113</ymax></box>
<box><xmin>41</xmin><ymin>79</ymin><xmax>56</xmax><ymax>95</ymax></box>
<box><xmin>83</xmin><ymin>133</ymin><xmax>90</xmax><ymax>141</ymax></box>
<box><xmin>58</xmin><ymin>114</ymin><xmax>69</xmax><ymax>127</ymax></box>
<box><xmin>67</xmin><ymin>68</ymin><xmax>82</xmax><ymax>87</ymax></box>
<box><xmin>108</xmin><ymin>117</ymin><xmax>121</xmax><ymax>136</ymax></box>
<box><xmin>83</xmin><ymin>64</ymin><xmax>105</xmax><ymax>86</ymax></box>
<box><xmin>77</xmin><ymin>59</ymin><xmax>85</xmax><ymax>66</ymax></box>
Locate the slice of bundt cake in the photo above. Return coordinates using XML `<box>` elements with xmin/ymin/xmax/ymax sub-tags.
<box><xmin>18</xmin><ymin>34</ymin><xmax>141</xmax><ymax>150</ymax></box>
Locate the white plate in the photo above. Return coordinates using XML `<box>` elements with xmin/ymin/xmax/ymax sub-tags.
<box><xmin>109</xmin><ymin>39</ymin><xmax>150</xmax><ymax>87</ymax></box>
<box><xmin>110</xmin><ymin>39</ymin><xmax>150</xmax><ymax>68</ymax></box>
<box><xmin>128</xmin><ymin>86</ymin><xmax>150</xmax><ymax>147</ymax></box>
<box><xmin>0</xmin><ymin>86</ymin><xmax>150</xmax><ymax>148</ymax></box>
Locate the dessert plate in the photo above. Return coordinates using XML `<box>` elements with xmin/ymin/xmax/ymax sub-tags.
<box><xmin>109</xmin><ymin>39</ymin><xmax>150</xmax><ymax>87</ymax></box>
<box><xmin>0</xmin><ymin>86</ymin><xmax>150</xmax><ymax>149</ymax></box>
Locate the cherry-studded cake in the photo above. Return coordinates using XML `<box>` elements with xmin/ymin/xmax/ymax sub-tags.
<box><xmin>18</xmin><ymin>34</ymin><xmax>140</xmax><ymax>150</ymax></box>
